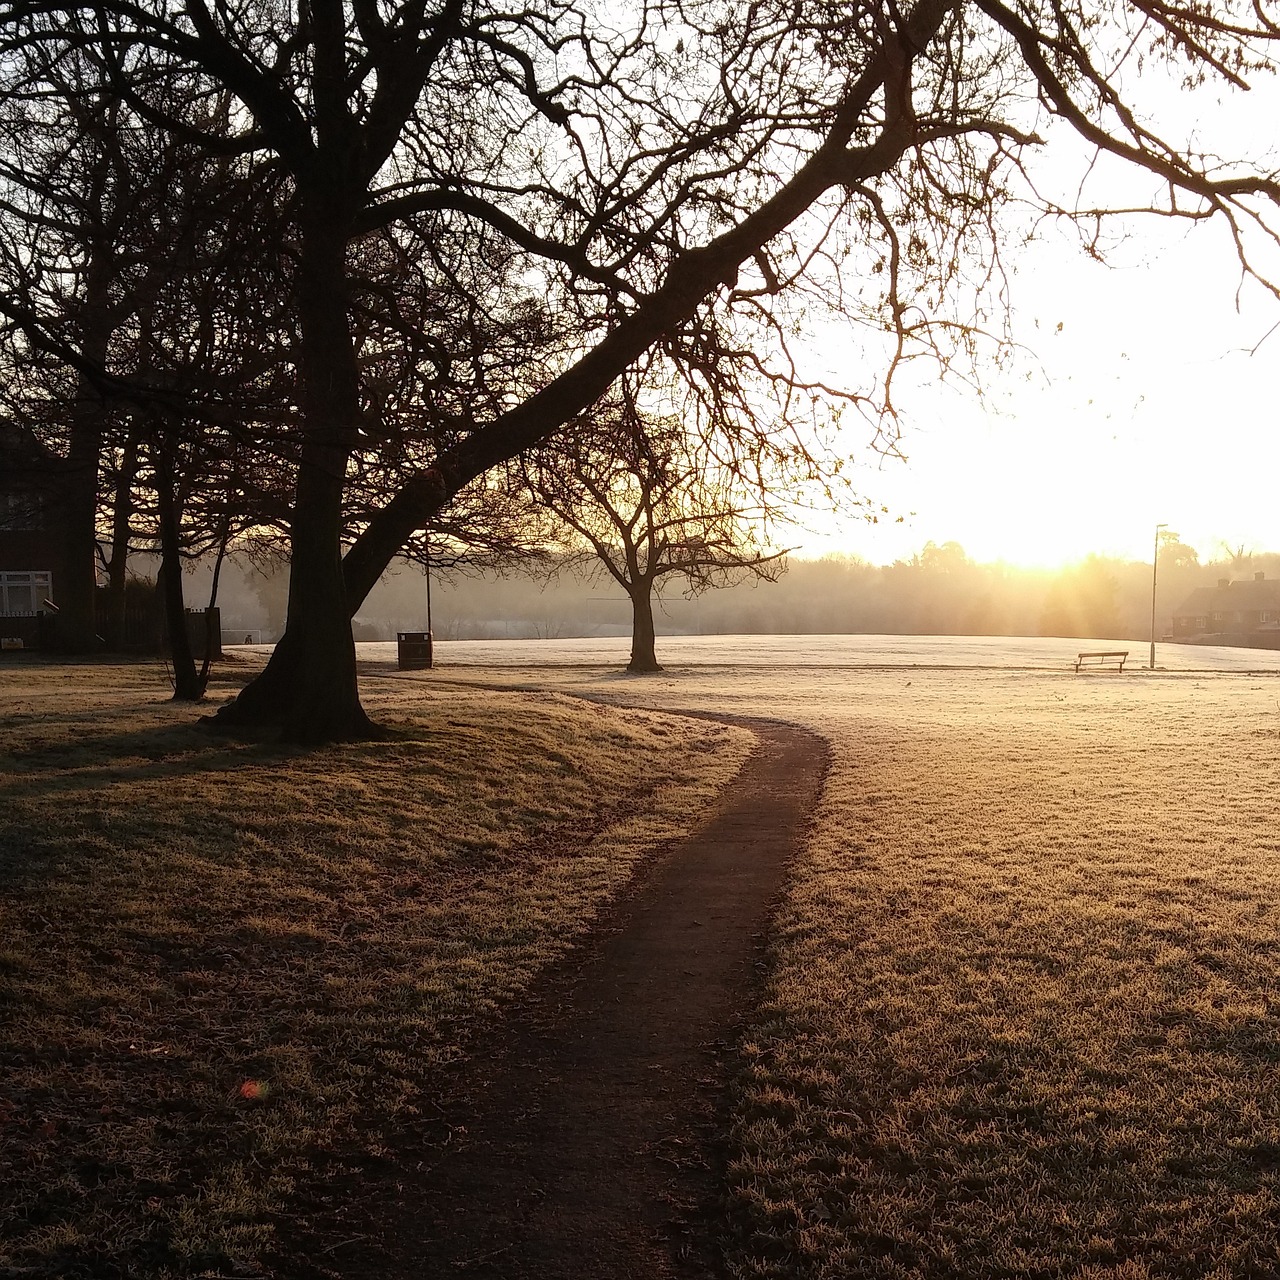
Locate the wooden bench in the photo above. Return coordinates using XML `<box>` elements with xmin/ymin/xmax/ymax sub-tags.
<box><xmin>1074</xmin><ymin>650</ymin><xmax>1129</xmax><ymax>673</ymax></box>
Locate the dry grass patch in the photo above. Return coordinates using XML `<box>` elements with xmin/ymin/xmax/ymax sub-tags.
<box><xmin>0</xmin><ymin>660</ymin><xmax>751</xmax><ymax>1279</ymax></box>
<box><xmin>725</xmin><ymin>671</ymin><xmax>1280</xmax><ymax>1279</ymax></box>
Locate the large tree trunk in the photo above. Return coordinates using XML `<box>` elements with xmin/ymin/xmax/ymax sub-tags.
<box><xmin>627</xmin><ymin>588</ymin><xmax>662</xmax><ymax>673</ymax></box>
<box><xmin>271</xmin><ymin>461</ymin><xmax>370</xmax><ymax>741</ymax></box>
<box><xmin>50</xmin><ymin>258</ymin><xmax>113</xmax><ymax>652</ymax></box>
<box><xmin>103</xmin><ymin>432</ymin><xmax>139</xmax><ymax>651</ymax></box>
<box><xmin>153</xmin><ymin>446</ymin><xmax>203</xmax><ymax>701</ymax></box>
<box><xmin>210</xmin><ymin>201</ymin><xmax>373</xmax><ymax>742</ymax></box>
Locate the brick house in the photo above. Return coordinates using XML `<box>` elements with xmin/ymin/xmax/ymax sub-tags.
<box><xmin>0</xmin><ymin>424</ymin><xmax>59</xmax><ymax>649</ymax></box>
<box><xmin>2</xmin><ymin>421</ymin><xmax>222</xmax><ymax>657</ymax></box>
<box><xmin>1172</xmin><ymin>573</ymin><xmax>1280</xmax><ymax>649</ymax></box>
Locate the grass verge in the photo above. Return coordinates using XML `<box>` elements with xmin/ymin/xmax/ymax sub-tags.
<box><xmin>0</xmin><ymin>659</ymin><xmax>752</xmax><ymax>1279</ymax></box>
<box><xmin>726</xmin><ymin>672</ymin><xmax>1280</xmax><ymax>1279</ymax></box>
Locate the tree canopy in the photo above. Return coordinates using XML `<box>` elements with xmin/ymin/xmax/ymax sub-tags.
<box><xmin>527</xmin><ymin>393</ymin><xmax>789</xmax><ymax>671</ymax></box>
<box><xmin>1</xmin><ymin>0</ymin><xmax>1278</xmax><ymax>737</ymax></box>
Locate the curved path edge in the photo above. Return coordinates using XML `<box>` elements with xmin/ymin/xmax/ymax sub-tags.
<box><xmin>286</xmin><ymin>714</ymin><xmax>828</xmax><ymax>1279</ymax></box>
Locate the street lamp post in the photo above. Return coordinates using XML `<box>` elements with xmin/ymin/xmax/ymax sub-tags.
<box><xmin>424</xmin><ymin>533</ymin><xmax>434</xmax><ymax>668</ymax></box>
<box><xmin>425</xmin><ymin>538</ymin><xmax>433</xmax><ymax>636</ymax></box>
<box><xmin>1149</xmin><ymin>522</ymin><xmax>1167</xmax><ymax>670</ymax></box>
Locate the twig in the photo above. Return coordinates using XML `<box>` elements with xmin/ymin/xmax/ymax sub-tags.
<box><xmin>452</xmin><ymin>1243</ymin><xmax>514</xmax><ymax>1270</ymax></box>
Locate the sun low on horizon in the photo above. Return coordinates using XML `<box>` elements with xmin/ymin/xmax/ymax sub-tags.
<box><xmin>806</xmin><ymin>207</ymin><xmax>1279</xmax><ymax>573</ymax></box>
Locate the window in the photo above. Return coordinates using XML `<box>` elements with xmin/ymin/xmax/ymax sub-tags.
<box><xmin>0</xmin><ymin>572</ymin><xmax>52</xmax><ymax>615</ymax></box>
<box><xmin>0</xmin><ymin>489</ymin><xmax>45</xmax><ymax>531</ymax></box>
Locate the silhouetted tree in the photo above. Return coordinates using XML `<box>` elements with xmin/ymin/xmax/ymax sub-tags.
<box><xmin>0</xmin><ymin>53</ymin><xmax>138</xmax><ymax>650</ymax></box>
<box><xmin>1219</xmin><ymin>542</ymin><xmax>1254</xmax><ymax>574</ymax></box>
<box><xmin>0</xmin><ymin>43</ymin><xmax>296</xmax><ymax>666</ymax></box>
<box><xmin>3</xmin><ymin>0</ymin><xmax>1280</xmax><ymax>736</ymax></box>
<box><xmin>918</xmin><ymin>541</ymin><xmax>971</xmax><ymax>576</ymax></box>
<box><xmin>1159</xmin><ymin>531</ymin><xmax>1200</xmax><ymax>572</ymax></box>
<box><xmin>528</xmin><ymin>396</ymin><xmax>787</xmax><ymax>672</ymax></box>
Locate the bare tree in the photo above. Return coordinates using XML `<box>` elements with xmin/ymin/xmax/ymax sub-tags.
<box><xmin>1219</xmin><ymin>541</ymin><xmax>1254</xmax><ymax>573</ymax></box>
<box><xmin>528</xmin><ymin>397</ymin><xmax>787</xmax><ymax>672</ymax></box>
<box><xmin>0</xmin><ymin>42</ymin><xmax>296</xmax><ymax>661</ymax></box>
<box><xmin>2</xmin><ymin>0</ymin><xmax>1279</xmax><ymax>737</ymax></box>
<box><xmin>0</xmin><ymin>53</ymin><xmax>139</xmax><ymax>650</ymax></box>
<box><xmin>0</xmin><ymin>47</ymin><xmax>548</xmax><ymax>684</ymax></box>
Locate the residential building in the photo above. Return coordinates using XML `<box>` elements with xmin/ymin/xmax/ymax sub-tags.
<box><xmin>1171</xmin><ymin>573</ymin><xmax>1280</xmax><ymax>650</ymax></box>
<box><xmin>0</xmin><ymin>424</ymin><xmax>59</xmax><ymax>649</ymax></box>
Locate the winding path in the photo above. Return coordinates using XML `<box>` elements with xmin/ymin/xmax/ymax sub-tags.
<box><xmin>314</xmin><ymin>716</ymin><xmax>827</xmax><ymax>1278</ymax></box>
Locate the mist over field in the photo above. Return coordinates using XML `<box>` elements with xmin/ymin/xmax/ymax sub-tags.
<box><xmin>185</xmin><ymin>545</ymin><xmax>1280</xmax><ymax>647</ymax></box>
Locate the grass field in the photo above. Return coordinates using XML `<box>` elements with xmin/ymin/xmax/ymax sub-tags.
<box><xmin>7</xmin><ymin>648</ymin><xmax>1280</xmax><ymax>1279</ymax></box>
<box><xmin>729</xmin><ymin>672</ymin><xmax>1280</xmax><ymax>1279</ymax></box>
<box><xmin>0</xmin><ymin>658</ymin><xmax>751</xmax><ymax>1279</ymax></box>
<box><xmin>441</xmin><ymin>656</ymin><xmax>1280</xmax><ymax>1278</ymax></box>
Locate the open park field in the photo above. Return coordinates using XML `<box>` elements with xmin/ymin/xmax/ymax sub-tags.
<box><xmin>4</xmin><ymin>638</ymin><xmax>1280</xmax><ymax>1277</ymax></box>
<box><xmin>429</xmin><ymin>638</ymin><xmax>1280</xmax><ymax>1278</ymax></box>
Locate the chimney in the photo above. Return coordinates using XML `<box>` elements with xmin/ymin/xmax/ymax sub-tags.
<box><xmin>1256</xmin><ymin>572</ymin><xmax>1265</xmax><ymax>581</ymax></box>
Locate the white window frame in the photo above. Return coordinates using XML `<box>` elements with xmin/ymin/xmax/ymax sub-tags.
<box><xmin>0</xmin><ymin>571</ymin><xmax>53</xmax><ymax>615</ymax></box>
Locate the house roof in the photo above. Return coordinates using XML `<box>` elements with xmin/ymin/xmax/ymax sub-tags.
<box><xmin>1173</xmin><ymin>577</ymin><xmax>1280</xmax><ymax>616</ymax></box>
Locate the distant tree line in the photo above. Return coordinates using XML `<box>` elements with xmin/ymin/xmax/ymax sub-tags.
<box><xmin>690</xmin><ymin>544</ymin><xmax>1280</xmax><ymax>643</ymax></box>
<box><xmin>181</xmin><ymin>541</ymin><xmax>1280</xmax><ymax>650</ymax></box>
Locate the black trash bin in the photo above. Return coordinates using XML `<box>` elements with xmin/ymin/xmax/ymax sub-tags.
<box><xmin>397</xmin><ymin>631</ymin><xmax>433</xmax><ymax>670</ymax></box>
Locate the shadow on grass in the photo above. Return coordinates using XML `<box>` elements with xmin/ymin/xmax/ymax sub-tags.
<box><xmin>0</xmin><ymin>716</ymin><xmax>460</xmax><ymax>897</ymax></box>
<box><xmin>0</xmin><ymin>715</ymin><xmax>452</xmax><ymax>792</ymax></box>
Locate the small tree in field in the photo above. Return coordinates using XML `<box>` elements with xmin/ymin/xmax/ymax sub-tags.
<box><xmin>528</xmin><ymin>399</ymin><xmax>787</xmax><ymax>672</ymax></box>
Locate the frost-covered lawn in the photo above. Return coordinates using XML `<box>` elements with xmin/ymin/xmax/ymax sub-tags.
<box><xmin>0</xmin><ymin>660</ymin><xmax>750</xmax><ymax>1279</ymax></box>
<box><xmin>437</xmin><ymin>647</ymin><xmax>1280</xmax><ymax>1278</ymax></box>
<box><xmin>351</xmin><ymin>630</ymin><xmax>1280</xmax><ymax>672</ymax></box>
<box><xmin>10</xmin><ymin>641</ymin><xmax>1279</xmax><ymax>1279</ymax></box>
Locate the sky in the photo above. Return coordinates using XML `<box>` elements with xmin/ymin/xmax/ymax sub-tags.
<box><xmin>802</xmin><ymin>70</ymin><xmax>1280</xmax><ymax>571</ymax></box>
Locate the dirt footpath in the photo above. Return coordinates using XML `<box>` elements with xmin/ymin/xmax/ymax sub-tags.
<box><xmin>310</xmin><ymin>717</ymin><xmax>827</xmax><ymax>1279</ymax></box>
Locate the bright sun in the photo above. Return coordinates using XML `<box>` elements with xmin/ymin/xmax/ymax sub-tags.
<box><xmin>810</xmin><ymin>220</ymin><xmax>1278</xmax><ymax>570</ymax></box>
